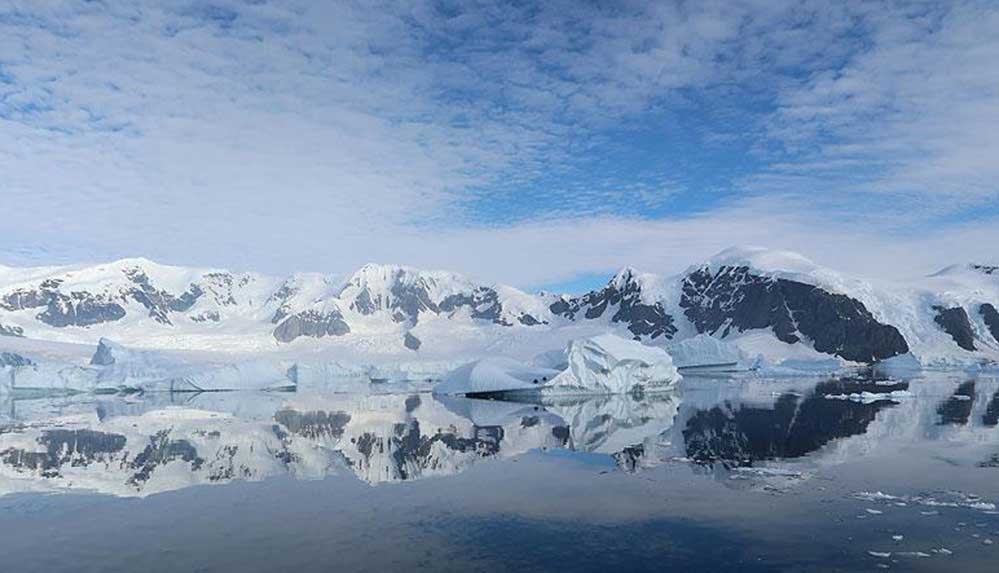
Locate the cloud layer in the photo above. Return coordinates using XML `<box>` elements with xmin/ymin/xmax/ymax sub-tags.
<box><xmin>1</xmin><ymin>1</ymin><xmax>996</xmax><ymax>288</ymax></box>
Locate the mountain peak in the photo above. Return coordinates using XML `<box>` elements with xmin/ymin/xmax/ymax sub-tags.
<box><xmin>610</xmin><ymin>266</ymin><xmax>640</xmax><ymax>287</ymax></box>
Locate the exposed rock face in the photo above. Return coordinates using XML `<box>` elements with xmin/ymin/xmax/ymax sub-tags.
<box><xmin>679</xmin><ymin>265</ymin><xmax>909</xmax><ymax>363</ymax></box>
<box><xmin>980</xmin><ymin>303</ymin><xmax>999</xmax><ymax>344</ymax></box>
<box><xmin>1</xmin><ymin>281</ymin><xmax>128</xmax><ymax>328</ymax></box>
<box><xmin>933</xmin><ymin>306</ymin><xmax>976</xmax><ymax>351</ymax></box>
<box><xmin>517</xmin><ymin>313</ymin><xmax>542</xmax><ymax>326</ymax></box>
<box><xmin>271</xmin><ymin>267</ymin><xmax>546</xmax><ymax>342</ymax></box>
<box><xmin>273</xmin><ymin>309</ymin><xmax>351</xmax><ymax>343</ymax></box>
<box><xmin>0</xmin><ymin>283</ymin><xmax>53</xmax><ymax>311</ymax></box>
<box><xmin>440</xmin><ymin>287</ymin><xmax>546</xmax><ymax>327</ymax></box>
<box><xmin>201</xmin><ymin>272</ymin><xmax>248</xmax><ymax>306</ymax></box>
<box><xmin>190</xmin><ymin>310</ymin><xmax>220</xmax><ymax>323</ymax></box>
<box><xmin>36</xmin><ymin>293</ymin><xmax>127</xmax><ymax>327</ymax></box>
<box><xmin>0</xmin><ymin>264</ymin><xmax>254</xmax><ymax>331</ymax></box>
<box><xmin>345</xmin><ymin>269</ymin><xmax>439</xmax><ymax>323</ymax></box>
<box><xmin>550</xmin><ymin>269</ymin><xmax>676</xmax><ymax>340</ymax></box>
<box><xmin>338</xmin><ymin>266</ymin><xmax>545</xmax><ymax>330</ymax></box>
<box><xmin>0</xmin><ymin>352</ymin><xmax>33</xmax><ymax>367</ymax></box>
<box><xmin>123</xmin><ymin>268</ymin><xmax>202</xmax><ymax>325</ymax></box>
<box><xmin>440</xmin><ymin>288</ymin><xmax>500</xmax><ymax>323</ymax></box>
<box><xmin>403</xmin><ymin>331</ymin><xmax>421</xmax><ymax>351</ymax></box>
<box><xmin>0</xmin><ymin>323</ymin><xmax>23</xmax><ymax>337</ymax></box>
<box><xmin>267</xmin><ymin>281</ymin><xmax>298</xmax><ymax>324</ymax></box>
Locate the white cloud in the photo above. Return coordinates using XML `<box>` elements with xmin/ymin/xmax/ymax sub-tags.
<box><xmin>760</xmin><ymin>0</ymin><xmax>999</xmax><ymax>203</ymax></box>
<box><xmin>0</xmin><ymin>1</ymin><xmax>996</xmax><ymax>286</ymax></box>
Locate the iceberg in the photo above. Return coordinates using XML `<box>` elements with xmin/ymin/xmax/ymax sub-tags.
<box><xmin>666</xmin><ymin>334</ymin><xmax>748</xmax><ymax>370</ymax></box>
<box><xmin>542</xmin><ymin>334</ymin><xmax>680</xmax><ymax>396</ymax></box>
<box><xmin>435</xmin><ymin>334</ymin><xmax>680</xmax><ymax>396</ymax></box>
<box><xmin>2</xmin><ymin>338</ymin><xmax>297</xmax><ymax>395</ymax></box>
<box><xmin>146</xmin><ymin>360</ymin><xmax>296</xmax><ymax>392</ymax></box>
<box><xmin>2</xmin><ymin>361</ymin><xmax>108</xmax><ymax>395</ymax></box>
<box><xmin>433</xmin><ymin>356</ymin><xmax>560</xmax><ymax>395</ymax></box>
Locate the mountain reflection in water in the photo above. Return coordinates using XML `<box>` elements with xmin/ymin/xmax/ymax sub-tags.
<box><xmin>0</xmin><ymin>372</ymin><xmax>997</xmax><ymax>497</ymax></box>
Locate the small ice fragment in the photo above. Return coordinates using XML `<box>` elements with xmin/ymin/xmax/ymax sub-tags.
<box><xmin>867</xmin><ymin>509</ymin><xmax>884</xmax><ymax>515</ymax></box>
<box><xmin>934</xmin><ymin>548</ymin><xmax>953</xmax><ymax>555</ymax></box>
<box><xmin>868</xmin><ymin>551</ymin><xmax>892</xmax><ymax>559</ymax></box>
<box><xmin>984</xmin><ymin>539</ymin><xmax>994</xmax><ymax>546</ymax></box>
<box><xmin>892</xmin><ymin>535</ymin><xmax>904</xmax><ymax>541</ymax></box>
<box><xmin>920</xmin><ymin>510</ymin><xmax>939</xmax><ymax>516</ymax></box>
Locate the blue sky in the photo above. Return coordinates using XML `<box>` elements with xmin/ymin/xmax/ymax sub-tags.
<box><xmin>1</xmin><ymin>1</ymin><xmax>997</xmax><ymax>292</ymax></box>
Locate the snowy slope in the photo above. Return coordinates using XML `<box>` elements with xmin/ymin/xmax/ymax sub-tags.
<box><xmin>1</xmin><ymin>248</ymin><xmax>997</xmax><ymax>368</ymax></box>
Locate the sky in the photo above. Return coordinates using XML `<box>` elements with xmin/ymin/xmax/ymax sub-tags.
<box><xmin>1</xmin><ymin>0</ymin><xmax>997</xmax><ymax>292</ymax></box>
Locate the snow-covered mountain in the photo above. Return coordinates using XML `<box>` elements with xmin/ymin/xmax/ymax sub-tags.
<box><xmin>1</xmin><ymin>247</ymin><xmax>997</xmax><ymax>366</ymax></box>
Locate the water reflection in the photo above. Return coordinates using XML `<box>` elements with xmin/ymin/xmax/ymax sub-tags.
<box><xmin>679</xmin><ymin>377</ymin><xmax>906</xmax><ymax>468</ymax></box>
<box><xmin>0</xmin><ymin>372</ymin><xmax>997</xmax><ymax>497</ymax></box>
<box><xmin>938</xmin><ymin>380</ymin><xmax>976</xmax><ymax>425</ymax></box>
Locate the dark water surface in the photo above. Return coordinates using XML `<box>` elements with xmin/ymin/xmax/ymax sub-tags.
<box><xmin>0</xmin><ymin>372</ymin><xmax>997</xmax><ymax>572</ymax></box>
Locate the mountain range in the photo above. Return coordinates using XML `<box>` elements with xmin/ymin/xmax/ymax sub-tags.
<box><xmin>1</xmin><ymin>247</ymin><xmax>997</xmax><ymax>367</ymax></box>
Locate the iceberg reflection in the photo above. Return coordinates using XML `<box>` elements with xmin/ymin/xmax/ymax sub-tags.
<box><xmin>0</xmin><ymin>372</ymin><xmax>996</xmax><ymax>497</ymax></box>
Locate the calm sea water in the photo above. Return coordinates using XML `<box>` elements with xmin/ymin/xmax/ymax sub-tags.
<box><xmin>0</xmin><ymin>372</ymin><xmax>996</xmax><ymax>572</ymax></box>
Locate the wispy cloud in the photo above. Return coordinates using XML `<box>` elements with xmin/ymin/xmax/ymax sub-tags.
<box><xmin>0</xmin><ymin>1</ymin><xmax>995</xmax><ymax>285</ymax></box>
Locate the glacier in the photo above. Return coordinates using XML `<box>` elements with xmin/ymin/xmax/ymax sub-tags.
<box><xmin>0</xmin><ymin>246</ymin><xmax>997</xmax><ymax>374</ymax></box>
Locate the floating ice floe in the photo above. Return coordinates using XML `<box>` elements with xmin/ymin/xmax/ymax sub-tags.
<box><xmin>2</xmin><ymin>338</ymin><xmax>297</xmax><ymax>394</ymax></box>
<box><xmin>854</xmin><ymin>490</ymin><xmax>997</xmax><ymax>513</ymax></box>
<box><xmin>666</xmin><ymin>334</ymin><xmax>748</xmax><ymax>371</ymax></box>
<box><xmin>824</xmin><ymin>390</ymin><xmax>913</xmax><ymax>402</ymax></box>
<box><xmin>434</xmin><ymin>334</ymin><xmax>681</xmax><ymax>396</ymax></box>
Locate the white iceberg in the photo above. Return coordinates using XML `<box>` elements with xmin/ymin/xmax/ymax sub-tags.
<box><xmin>542</xmin><ymin>334</ymin><xmax>680</xmax><ymax>396</ymax></box>
<box><xmin>146</xmin><ymin>360</ymin><xmax>296</xmax><ymax>392</ymax></box>
<box><xmin>90</xmin><ymin>337</ymin><xmax>148</xmax><ymax>366</ymax></box>
<box><xmin>433</xmin><ymin>356</ymin><xmax>560</xmax><ymax>395</ymax></box>
<box><xmin>2</xmin><ymin>338</ymin><xmax>297</xmax><ymax>395</ymax></box>
<box><xmin>666</xmin><ymin>334</ymin><xmax>748</xmax><ymax>370</ymax></box>
<box><xmin>434</xmin><ymin>334</ymin><xmax>681</xmax><ymax>396</ymax></box>
<box><xmin>2</xmin><ymin>361</ymin><xmax>108</xmax><ymax>395</ymax></box>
